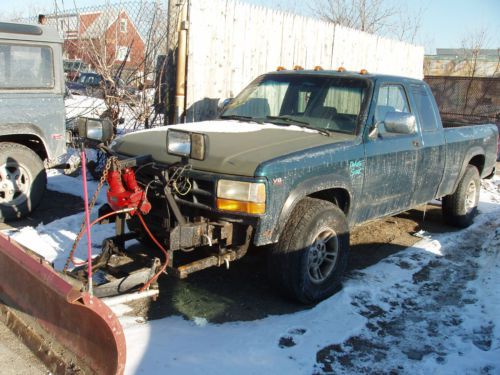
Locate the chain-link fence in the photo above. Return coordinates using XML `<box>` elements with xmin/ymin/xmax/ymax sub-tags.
<box><xmin>425</xmin><ymin>76</ymin><xmax>500</xmax><ymax>125</ymax></box>
<box><xmin>14</xmin><ymin>1</ymin><xmax>176</xmax><ymax>130</ymax></box>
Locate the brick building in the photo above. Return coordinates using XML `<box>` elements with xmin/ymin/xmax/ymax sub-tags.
<box><xmin>47</xmin><ymin>9</ymin><xmax>145</xmax><ymax>70</ymax></box>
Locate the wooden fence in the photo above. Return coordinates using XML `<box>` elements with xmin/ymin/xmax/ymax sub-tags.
<box><xmin>185</xmin><ymin>0</ymin><xmax>424</xmax><ymax>122</ymax></box>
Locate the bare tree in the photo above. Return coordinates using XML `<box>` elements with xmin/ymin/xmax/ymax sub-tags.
<box><xmin>310</xmin><ymin>0</ymin><xmax>424</xmax><ymax>43</ymax></box>
<box><xmin>459</xmin><ymin>28</ymin><xmax>491</xmax><ymax>77</ymax></box>
<box><xmin>62</xmin><ymin>3</ymin><xmax>169</xmax><ymax>132</ymax></box>
<box><xmin>310</xmin><ymin>0</ymin><xmax>396</xmax><ymax>34</ymax></box>
<box><xmin>458</xmin><ymin>28</ymin><xmax>500</xmax><ymax>116</ymax></box>
<box><xmin>393</xmin><ymin>4</ymin><xmax>423</xmax><ymax>44</ymax></box>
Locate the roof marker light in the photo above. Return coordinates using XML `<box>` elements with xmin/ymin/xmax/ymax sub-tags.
<box><xmin>293</xmin><ymin>65</ymin><xmax>304</xmax><ymax>70</ymax></box>
<box><xmin>313</xmin><ymin>66</ymin><xmax>323</xmax><ymax>71</ymax></box>
<box><xmin>337</xmin><ymin>66</ymin><xmax>346</xmax><ymax>72</ymax></box>
<box><xmin>360</xmin><ymin>69</ymin><xmax>368</xmax><ymax>74</ymax></box>
<box><xmin>276</xmin><ymin>66</ymin><xmax>286</xmax><ymax>71</ymax></box>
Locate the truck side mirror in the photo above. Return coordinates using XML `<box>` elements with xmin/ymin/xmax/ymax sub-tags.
<box><xmin>218</xmin><ymin>98</ymin><xmax>233</xmax><ymax>112</ymax></box>
<box><xmin>384</xmin><ymin>112</ymin><xmax>416</xmax><ymax>135</ymax></box>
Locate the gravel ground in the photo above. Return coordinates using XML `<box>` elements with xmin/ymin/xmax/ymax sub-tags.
<box><xmin>0</xmin><ymin>320</ymin><xmax>48</xmax><ymax>375</ymax></box>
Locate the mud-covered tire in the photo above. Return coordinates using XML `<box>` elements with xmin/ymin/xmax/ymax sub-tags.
<box><xmin>442</xmin><ymin>165</ymin><xmax>480</xmax><ymax>228</ymax></box>
<box><xmin>0</xmin><ymin>142</ymin><xmax>47</xmax><ymax>221</ymax></box>
<box><xmin>267</xmin><ymin>197</ymin><xmax>349</xmax><ymax>304</ymax></box>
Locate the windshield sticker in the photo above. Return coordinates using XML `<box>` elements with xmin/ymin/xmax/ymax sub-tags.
<box><xmin>349</xmin><ymin>160</ymin><xmax>365</xmax><ymax>177</ymax></box>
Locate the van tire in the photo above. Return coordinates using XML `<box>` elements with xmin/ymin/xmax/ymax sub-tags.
<box><xmin>0</xmin><ymin>143</ymin><xmax>47</xmax><ymax>221</ymax></box>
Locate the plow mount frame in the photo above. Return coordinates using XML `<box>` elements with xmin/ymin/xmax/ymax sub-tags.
<box><xmin>0</xmin><ymin>233</ymin><xmax>126</xmax><ymax>375</ymax></box>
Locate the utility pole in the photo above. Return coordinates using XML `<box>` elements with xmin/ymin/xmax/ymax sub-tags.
<box><xmin>164</xmin><ymin>0</ymin><xmax>183</xmax><ymax>124</ymax></box>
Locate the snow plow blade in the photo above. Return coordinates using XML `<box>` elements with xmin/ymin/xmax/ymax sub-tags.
<box><xmin>0</xmin><ymin>233</ymin><xmax>126</xmax><ymax>375</ymax></box>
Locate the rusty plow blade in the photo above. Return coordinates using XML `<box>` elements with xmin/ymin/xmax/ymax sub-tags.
<box><xmin>0</xmin><ymin>233</ymin><xmax>126</xmax><ymax>375</ymax></box>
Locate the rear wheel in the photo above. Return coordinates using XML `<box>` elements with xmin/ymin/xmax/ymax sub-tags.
<box><xmin>0</xmin><ymin>143</ymin><xmax>47</xmax><ymax>221</ymax></box>
<box><xmin>442</xmin><ymin>165</ymin><xmax>480</xmax><ymax>228</ymax></box>
<box><xmin>268</xmin><ymin>197</ymin><xmax>349</xmax><ymax>304</ymax></box>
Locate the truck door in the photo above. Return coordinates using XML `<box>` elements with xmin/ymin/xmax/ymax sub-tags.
<box><xmin>358</xmin><ymin>83</ymin><xmax>419</xmax><ymax>221</ymax></box>
<box><xmin>409</xmin><ymin>84</ymin><xmax>446</xmax><ymax>205</ymax></box>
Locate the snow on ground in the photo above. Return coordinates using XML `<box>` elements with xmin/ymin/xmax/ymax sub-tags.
<box><xmin>65</xmin><ymin>93</ymin><xmax>161</xmax><ymax>135</ymax></box>
<box><xmin>2</xmin><ymin>174</ymin><xmax>500</xmax><ymax>374</ymax></box>
<box><xmin>65</xmin><ymin>95</ymin><xmax>108</xmax><ymax>121</ymax></box>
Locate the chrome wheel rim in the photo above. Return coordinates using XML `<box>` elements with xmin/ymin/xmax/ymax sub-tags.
<box><xmin>0</xmin><ymin>163</ymin><xmax>31</xmax><ymax>206</ymax></box>
<box><xmin>307</xmin><ymin>227</ymin><xmax>339</xmax><ymax>284</ymax></box>
<box><xmin>464</xmin><ymin>180</ymin><xmax>477</xmax><ymax>212</ymax></box>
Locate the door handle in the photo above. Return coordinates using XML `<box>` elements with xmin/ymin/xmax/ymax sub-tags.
<box><xmin>412</xmin><ymin>140</ymin><xmax>421</xmax><ymax>148</ymax></box>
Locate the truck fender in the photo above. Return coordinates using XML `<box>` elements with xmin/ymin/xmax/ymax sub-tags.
<box><xmin>0</xmin><ymin>123</ymin><xmax>50</xmax><ymax>159</ymax></box>
<box><xmin>271</xmin><ymin>174</ymin><xmax>353</xmax><ymax>243</ymax></box>
<box><xmin>452</xmin><ymin>146</ymin><xmax>485</xmax><ymax>193</ymax></box>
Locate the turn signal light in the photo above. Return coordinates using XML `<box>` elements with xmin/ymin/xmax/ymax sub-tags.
<box><xmin>216</xmin><ymin>198</ymin><xmax>266</xmax><ymax>215</ymax></box>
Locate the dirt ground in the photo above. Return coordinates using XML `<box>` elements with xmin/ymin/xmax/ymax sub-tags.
<box><xmin>0</xmin><ymin>319</ymin><xmax>48</xmax><ymax>375</ymax></box>
<box><xmin>0</xmin><ymin>164</ymin><xmax>497</xmax><ymax>373</ymax></box>
<box><xmin>130</xmin><ymin>202</ymin><xmax>451</xmax><ymax>323</ymax></box>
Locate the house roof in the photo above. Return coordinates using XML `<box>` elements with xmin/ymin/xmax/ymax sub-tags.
<box><xmin>81</xmin><ymin>9</ymin><xmax>120</xmax><ymax>39</ymax></box>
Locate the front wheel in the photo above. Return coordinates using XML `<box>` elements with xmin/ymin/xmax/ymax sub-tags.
<box><xmin>267</xmin><ymin>197</ymin><xmax>349</xmax><ymax>304</ymax></box>
<box><xmin>442</xmin><ymin>165</ymin><xmax>480</xmax><ymax>228</ymax></box>
<box><xmin>0</xmin><ymin>142</ymin><xmax>47</xmax><ymax>221</ymax></box>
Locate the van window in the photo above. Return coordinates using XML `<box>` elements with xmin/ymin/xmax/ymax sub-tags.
<box><xmin>0</xmin><ymin>43</ymin><xmax>54</xmax><ymax>89</ymax></box>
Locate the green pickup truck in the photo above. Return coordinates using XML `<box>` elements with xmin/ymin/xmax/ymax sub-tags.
<box><xmin>107</xmin><ymin>69</ymin><xmax>498</xmax><ymax>303</ymax></box>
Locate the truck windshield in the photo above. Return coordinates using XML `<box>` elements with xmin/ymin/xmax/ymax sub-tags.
<box><xmin>221</xmin><ymin>74</ymin><xmax>369</xmax><ymax>134</ymax></box>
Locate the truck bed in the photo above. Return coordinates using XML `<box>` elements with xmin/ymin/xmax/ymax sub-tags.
<box><xmin>438</xmin><ymin>123</ymin><xmax>498</xmax><ymax>197</ymax></box>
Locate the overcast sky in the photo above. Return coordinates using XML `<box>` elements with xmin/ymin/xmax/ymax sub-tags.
<box><xmin>1</xmin><ymin>0</ymin><xmax>498</xmax><ymax>53</ymax></box>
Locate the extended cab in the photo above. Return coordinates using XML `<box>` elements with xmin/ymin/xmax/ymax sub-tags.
<box><xmin>108</xmin><ymin>70</ymin><xmax>498</xmax><ymax>303</ymax></box>
<box><xmin>0</xmin><ymin>22</ymin><xmax>66</xmax><ymax>220</ymax></box>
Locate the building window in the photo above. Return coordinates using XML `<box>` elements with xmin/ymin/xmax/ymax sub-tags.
<box><xmin>116</xmin><ymin>46</ymin><xmax>130</xmax><ymax>62</ymax></box>
<box><xmin>120</xmin><ymin>18</ymin><xmax>127</xmax><ymax>33</ymax></box>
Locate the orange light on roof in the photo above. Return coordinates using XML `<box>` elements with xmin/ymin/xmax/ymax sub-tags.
<box><xmin>216</xmin><ymin>198</ymin><xmax>266</xmax><ymax>215</ymax></box>
<box><xmin>337</xmin><ymin>66</ymin><xmax>346</xmax><ymax>72</ymax></box>
<box><xmin>313</xmin><ymin>66</ymin><xmax>323</xmax><ymax>71</ymax></box>
<box><xmin>360</xmin><ymin>69</ymin><xmax>368</xmax><ymax>74</ymax></box>
<box><xmin>276</xmin><ymin>66</ymin><xmax>286</xmax><ymax>71</ymax></box>
<box><xmin>293</xmin><ymin>65</ymin><xmax>304</xmax><ymax>70</ymax></box>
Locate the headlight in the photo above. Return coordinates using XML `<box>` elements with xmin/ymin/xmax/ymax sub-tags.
<box><xmin>167</xmin><ymin>130</ymin><xmax>206</xmax><ymax>160</ymax></box>
<box><xmin>216</xmin><ymin>180</ymin><xmax>266</xmax><ymax>214</ymax></box>
<box><xmin>76</xmin><ymin>117</ymin><xmax>113</xmax><ymax>143</ymax></box>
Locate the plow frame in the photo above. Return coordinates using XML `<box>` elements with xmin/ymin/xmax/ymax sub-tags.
<box><xmin>0</xmin><ymin>233</ymin><xmax>126</xmax><ymax>375</ymax></box>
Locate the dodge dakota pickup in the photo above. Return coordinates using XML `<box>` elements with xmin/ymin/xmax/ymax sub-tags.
<box><xmin>102</xmin><ymin>69</ymin><xmax>498</xmax><ymax>303</ymax></box>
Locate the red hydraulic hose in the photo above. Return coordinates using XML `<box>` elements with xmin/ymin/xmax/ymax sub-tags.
<box><xmin>70</xmin><ymin>209</ymin><xmax>134</xmax><ymax>266</ymax></box>
<box><xmin>137</xmin><ymin>212</ymin><xmax>169</xmax><ymax>292</ymax></box>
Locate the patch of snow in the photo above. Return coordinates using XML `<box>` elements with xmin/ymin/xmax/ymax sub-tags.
<box><xmin>168</xmin><ymin>120</ymin><xmax>321</xmax><ymax>134</ymax></box>
<box><xmin>3</xmin><ymin>167</ymin><xmax>500</xmax><ymax>374</ymax></box>
<box><xmin>65</xmin><ymin>95</ymin><xmax>107</xmax><ymax>120</ymax></box>
<box><xmin>46</xmin><ymin>168</ymin><xmax>107</xmax><ymax>205</ymax></box>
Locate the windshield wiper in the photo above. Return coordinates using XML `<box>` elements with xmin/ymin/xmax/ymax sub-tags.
<box><xmin>266</xmin><ymin>115</ymin><xmax>310</xmax><ymax>125</ymax></box>
<box><xmin>266</xmin><ymin>116</ymin><xmax>331</xmax><ymax>136</ymax></box>
<box><xmin>220</xmin><ymin>114</ymin><xmax>263</xmax><ymax>123</ymax></box>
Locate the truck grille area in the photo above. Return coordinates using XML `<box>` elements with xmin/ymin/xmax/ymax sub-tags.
<box><xmin>174</xmin><ymin>174</ymin><xmax>215</xmax><ymax>210</ymax></box>
<box><xmin>135</xmin><ymin>164</ymin><xmax>216</xmax><ymax>212</ymax></box>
